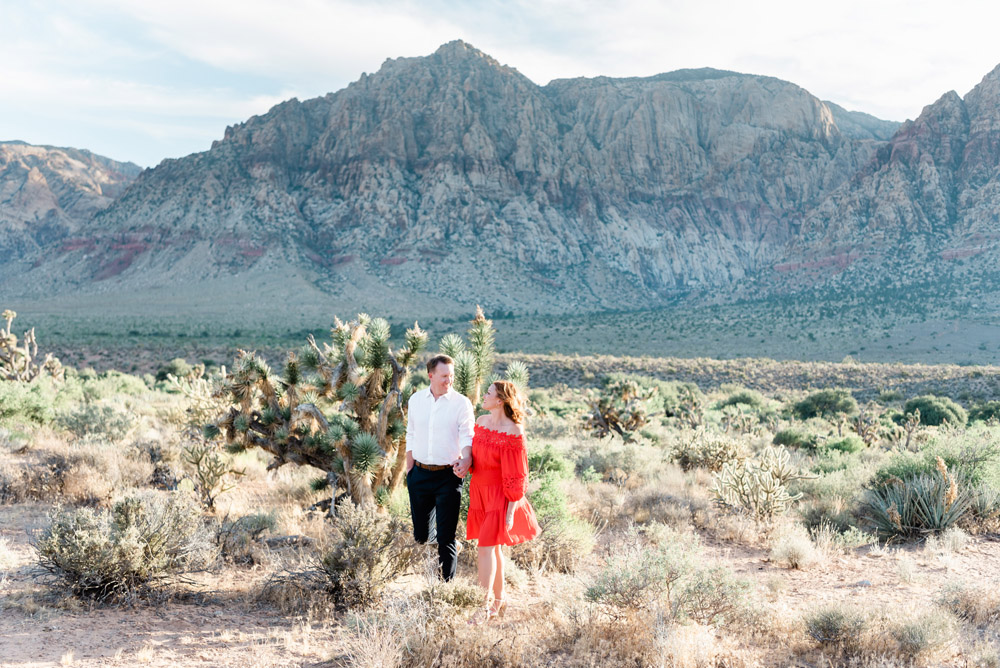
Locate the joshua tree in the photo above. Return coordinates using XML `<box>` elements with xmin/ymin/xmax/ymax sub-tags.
<box><xmin>439</xmin><ymin>306</ymin><xmax>529</xmax><ymax>405</ymax></box>
<box><xmin>1</xmin><ymin>309</ymin><xmax>63</xmax><ymax>382</ymax></box>
<box><xmin>207</xmin><ymin>314</ymin><xmax>428</xmax><ymax>509</ymax></box>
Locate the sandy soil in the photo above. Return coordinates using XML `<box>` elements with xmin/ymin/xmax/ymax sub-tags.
<box><xmin>2</xmin><ymin>498</ymin><xmax>996</xmax><ymax>667</ymax></box>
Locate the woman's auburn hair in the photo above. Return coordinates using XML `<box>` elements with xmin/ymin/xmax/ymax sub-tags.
<box><xmin>492</xmin><ymin>379</ymin><xmax>526</xmax><ymax>424</ymax></box>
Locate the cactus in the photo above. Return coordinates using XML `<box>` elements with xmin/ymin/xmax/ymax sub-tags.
<box><xmin>0</xmin><ymin>309</ymin><xmax>63</xmax><ymax>382</ymax></box>
<box><xmin>208</xmin><ymin>314</ymin><xmax>427</xmax><ymax>509</ymax></box>
<box><xmin>584</xmin><ymin>378</ymin><xmax>658</xmax><ymax>441</ymax></box>
<box><xmin>710</xmin><ymin>445</ymin><xmax>811</xmax><ymax>523</ymax></box>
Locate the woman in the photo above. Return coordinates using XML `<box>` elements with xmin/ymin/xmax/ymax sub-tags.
<box><xmin>463</xmin><ymin>379</ymin><xmax>540</xmax><ymax>624</ymax></box>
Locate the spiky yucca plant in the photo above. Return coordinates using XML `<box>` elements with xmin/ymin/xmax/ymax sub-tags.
<box><xmin>209</xmin><ymin>314</ymin><xmax>427</xmax><ymax>509</ymax></box>
<box><xmin>0</xmin><ymin>309</ymin><xmax>63</xmax><ymax>382</ymax></box>
<box><xmin>443</xmin><ymin>306</ymin><xmax>528</xmax><ymax>406</ymax></box>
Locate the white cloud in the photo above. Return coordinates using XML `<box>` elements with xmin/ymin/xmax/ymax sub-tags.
<box><xmin>2</xmin><ymin>0</ymin><xmax>1000</xmax><ymax>164</ymax></box>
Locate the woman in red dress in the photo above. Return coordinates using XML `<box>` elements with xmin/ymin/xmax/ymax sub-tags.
<box><xmin>464</xmin><ymin>379</ymin><xmax>540</xmax><ymax>623</ymax></box>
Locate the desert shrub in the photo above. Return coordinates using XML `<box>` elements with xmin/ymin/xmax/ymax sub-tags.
<box><xmin>585</xmin><ymin>526</ymin><xmax>696</xmax><ymax>615</ymax></box>
<box><xmin>772</xmin><ymin>428</ymin><xmax>818</xmax><ymax>450</ymax></box>
<box><xmin>573</xmin><ymin>440</ymin><xmax>640</xmax><ymax>479</ymax></box>
<box><xmin>825</xmin><ymin>436</ymin><xmax>864</xmax><ymax>454</ymax></box>
<box><xmin>660</xmin><ymin>381</ymin><xmax>703</xmax><ymax>418</ymax></box>
<box><xmin>804</xmin><ymin>603</ymin><xmax>867</xmax><ymax>651</ymax></box>
<box><xmin>155</xmin><ymin>357</ymin><xmax>193</xmax><ymax>382</ymax></box>
<box><xmin>938</xmin><ymin>580</ymin><xmax>1000</xmax><ymax>627</ymax></box>
<box><xmin>903</xmin><ymin>395</ymin><xmax>967</xmax><ymax>427</ymax></box>
<box><xmin>510</xmin><ymin>473</ymin><xmax>594</xmax><ymax>573</ymax></box>
<box><xmin>182</xmin><ymin>443</ymin><xmax>244</xmax><ymax>510</ymax></box>
<box><xmin>886</xmin><ymin>609</ymin><xmax>956</xmax><ymax>661</ymax></box>
<box><xmin>55</xmin><ymin>402</ymin><xmax>136</xmax><ymax>441</ymax></box>
<box><xmin>319</xmin><ymin>500</ymin><xmax>419</xmax><ymax>610</ymax></box>
<box><xmin>717</xmin><ymin>388</ymin><xmax>766</xmax><ymax>410</ymax></box>
<box><xmin>861</xmin><ymin>459</ymin><xmax>973</xmax><ymax>539</ymax></box>
<box><xmin>970</xmin><ymin>401</ymin><xmax>1000</xmax><ymax>423</ymax></box>
<box><xmin>672</xmin><ymin>564</ymin><xmax>752</xmax><ymax>626</ymax></box>
<box><xmin>792</xmin><ymin>389</ymin><xmax>857</xmax><ymax>421</ymax></box>
<box><xmin>36</xmin><ymin>491</ymin><xmax>212</xmax><ymax>602</ymax></box>
<box><xmin>527</xmin><ymin>443</ymin><xmax>573</xmax><ymax>479</ymax></box>
<box><xmin>0</xmin><ymin>379</ymin><xmax>57</xmax><ymax>424</ymax></box>
<box><xmin>873</xmin><ymin>436</ymin><xmax>1000</xmax><ymax>488</ymax></box>
<box><xmin>769</xmin><ymin>525</ymin><xmax>817</xmax><ymax>569</ymax></box>
<box><xmin>809</xmin><ymin>522</ymin><xmax>875</xmax><ymax>554</ymax></box>
<box><xmin>217</xmin><ymin>512</ymin><xmax>277</xmax><ymax>564</ymax></box>
<box><xmin>877</xmin><ymin>389</ymin><xmax>905</xmax><ymax>404</ymax></box>
<box><xmin>673</xmin><ymin>436</ymin><xmax>747</xmax><ymax>472</ymax></box>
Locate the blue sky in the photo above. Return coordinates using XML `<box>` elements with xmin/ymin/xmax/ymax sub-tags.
<box><xmin>3</xmin><ymin>0</ymin><xmax>998</xmax><ymax>167</ymax></box>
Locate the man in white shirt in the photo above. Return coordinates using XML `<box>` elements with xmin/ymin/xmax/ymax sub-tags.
<box><xmin>406</xmin><ymin>354</ymin><xmax>475</xmax><ymax>581</ymax></box>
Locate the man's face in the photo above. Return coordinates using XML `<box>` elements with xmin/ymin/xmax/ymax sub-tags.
<box><xmin>428</xmin><ymin>363</ymin><xmax>455</xmax><ymax>396</ymax></box>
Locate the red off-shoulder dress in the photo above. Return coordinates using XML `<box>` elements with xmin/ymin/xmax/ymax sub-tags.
<box><xmin>466</xmin><ymin>425</ymin><xmax>540</xmax><ymax>547</ymax></box>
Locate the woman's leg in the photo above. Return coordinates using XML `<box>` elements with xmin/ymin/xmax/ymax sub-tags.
<box><xmin>477</xmin><ymin>545</ymin><xmax>497</xmax><ymax>600</ymax></box>
<box><xmin>492</xmin><ymin>545</ymin><xmax>505</xmax><ymax>605</ymax></box>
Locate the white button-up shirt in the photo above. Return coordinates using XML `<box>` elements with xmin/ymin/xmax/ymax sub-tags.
<box><xmin>405</xmin><ymin>387</ymin><xmax>475</xmax><ymax>465</ymax></box>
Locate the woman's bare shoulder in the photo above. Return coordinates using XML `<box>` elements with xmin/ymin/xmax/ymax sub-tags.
<box><xmin>475</xmin><ymin>415</ymin><xmax>491</xmax><ymax>426</ymax></box>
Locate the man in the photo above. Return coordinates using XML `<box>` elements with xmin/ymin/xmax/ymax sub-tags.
<box><xmin>405</xmin><ymin>354</ymin><xmax>475</xmax><ymax>581</ymax></box>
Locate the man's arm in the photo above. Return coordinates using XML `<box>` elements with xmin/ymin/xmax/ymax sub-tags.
<box><xmin>452</xmin><ymin>398</ymin><xmax>475</xmax><ymax>477</ymax></box>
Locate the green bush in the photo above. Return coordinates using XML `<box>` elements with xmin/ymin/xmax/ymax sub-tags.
<box><xmin>319</xmin><ymin>501</ymin><xmax>419</xmax><ymax>610</ymax></box>
<box><xmin>155</xmin><ymin>358</ymin><xmax>193</xmax><ymax>382</ymax></box>
<box><xmin>825</xmin><ymin>436</ymin><xmax>864</xmax><ymax>454</ymax></box>
<box><xmin>805</xmin><ymin>604</ymin><xmax>867</xmax><ymax>650</ymax></box>
<box><xmin>672</xmin><ymin>564</ymin><xmax>752</xmax><ymax>626</ymax></box>
<box><xmin>510</xmin><ymin>473</ymin><xmax>595</xmax><ymax>573</ymax></box>
<box><xmin>585</xmin><ymin>528</ymin><xmax>696</xmax><ymax>614</ymax></box>
<box><xmin>717</xmin><ymin>389</ymin><xmax>766</xmax><ymax>412</ymax></box>
<box><xmin>877</xmin><ymin>389</ymin><xmax>905</xmax><ymax>404</ymax></box>
<box><xmin>36</xmin><ymin>492</ymin><xmax>212</xmax><ymax>602</ymax></box>
<box><xmin>970</xmin><ymin>401</ymin><xmax>1000</xmax><ymax>423</ymax></box>
<box><xmin>0</xmin><ymin>380</ymin><xmax>57</xmax><ymax>424</ymax></box>
<box><xmin>873</xmin><ymin>437</ymin><xmax>1000</xmax><ymax>488</ymax></box>
<box><xmin>56</xmin><ymin>402</ymin><xmax>136</xmax><ymax>441</ymax></box>
<box><xmin>527</xmin><ymin>443</ymin><xmax>573</xmax><ymax>479</ymax></box>
<box><xmin>903</xmin><ymin>395</ymin><xmax>967</xmax><ymax>427</ymax></box>
<box><xmin>773</xmin><ymin>428</ymin><xmax>818</xmax><ymax>450</ymax></box>
<box><xmin>792</xmin><ymin>389</ymin><xmax>857</xmax><ymax>421</ymax></box>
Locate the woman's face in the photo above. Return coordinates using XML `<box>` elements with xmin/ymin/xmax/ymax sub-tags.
<box><xmin>482</xmin><ymin>383</ymin><xmax>500</xmax><ymax>410</ymax></box>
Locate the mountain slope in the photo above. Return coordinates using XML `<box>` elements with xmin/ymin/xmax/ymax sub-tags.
<box><xmin>0</xmin><ymin>141</ymin><xmax>140</xmax><ymax>259</ymax></box>
<box><xmin>9</xmin><ymin>41</ymin><xmax>901</xmax><ymax>315</ymax></box>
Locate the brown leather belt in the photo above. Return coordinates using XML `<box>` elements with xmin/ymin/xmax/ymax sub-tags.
<box><xmin>414</xmin><ymin>461</ymin><xmax>452</xmax><ymax>472</ymax></box>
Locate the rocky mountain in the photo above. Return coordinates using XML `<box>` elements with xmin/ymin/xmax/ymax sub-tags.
<box><xmin>0</xmin><ymin>142</ymin><xmax>141</xmax><ymax>260</ymax></box>
<box><xmin>3</xmin><ymin>41</ymin><xmax>909</xmax><ymax>315</ymax></box>
<box><xmin>770</xmin><ymin>64</ymin><xmax>1000</xmax><ymax>296</ymax></box>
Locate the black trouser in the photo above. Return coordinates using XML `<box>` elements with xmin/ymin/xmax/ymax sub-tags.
<box><xmin>407</xmin><ymin>465</ymin><xmax>463</xmax><ymax>581</ymax></box>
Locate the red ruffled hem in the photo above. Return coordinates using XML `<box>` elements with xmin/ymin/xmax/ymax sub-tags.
<box><xmin>467</xmin><ymin>503</ymin><xmax>540</xmax><ymax>547</ymax></box>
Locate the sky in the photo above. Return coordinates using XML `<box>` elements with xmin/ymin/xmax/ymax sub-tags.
<box><xmin>2</xmin><ymin>0</ymin><xmax>999</xmax><ymax>167</ymax></box>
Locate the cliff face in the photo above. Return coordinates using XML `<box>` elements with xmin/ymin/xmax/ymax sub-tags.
<box><xmin>0</xmin><ymin>141</ymin><xmax>140</xmax><ymax>257</ymax></box>
<box><xmin>774</xmin><ymin>64</ymin><xmax>1000</xmax><ymax>290</ymax></box>
<box><xmin>14</xmin><ymin>41</ymin><xmax>904</xmax><ymax>313</ymax></box>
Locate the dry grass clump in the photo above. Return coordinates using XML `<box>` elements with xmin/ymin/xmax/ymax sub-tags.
<box><xmin>769</xmin><ymin>523</ymin><xmax>818</xmax><ymax>569</ymax></box>
<box><xmin>35</xmin><ymin>490</ymin><xmax>214</xmax><ymax>603</ymax></box>
<box><xmin>803</xmin><ymin>603</ymin><xmax>957</xmax><ymax>665</ymax></box>
<box><xmin>938</xmin><ymin>580</ymin><xmax>1000</xmax><ymax>627</ymax></box>
<box><xmin>216</xmin><ymin>511</ymin><xmax>278</xmax><ymax>564</ymax></box>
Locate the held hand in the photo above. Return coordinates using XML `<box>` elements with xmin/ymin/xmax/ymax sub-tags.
<box><xmin>453</xmin><ymin>455</ymin><xmax>472</xmax><ymax>478</ymax></box>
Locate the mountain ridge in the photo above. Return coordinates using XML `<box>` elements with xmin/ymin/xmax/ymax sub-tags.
<box><xmin>9</xmin><ymin>41</ymin><xmax>1000</xmax><ymax>321</ymax></box>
